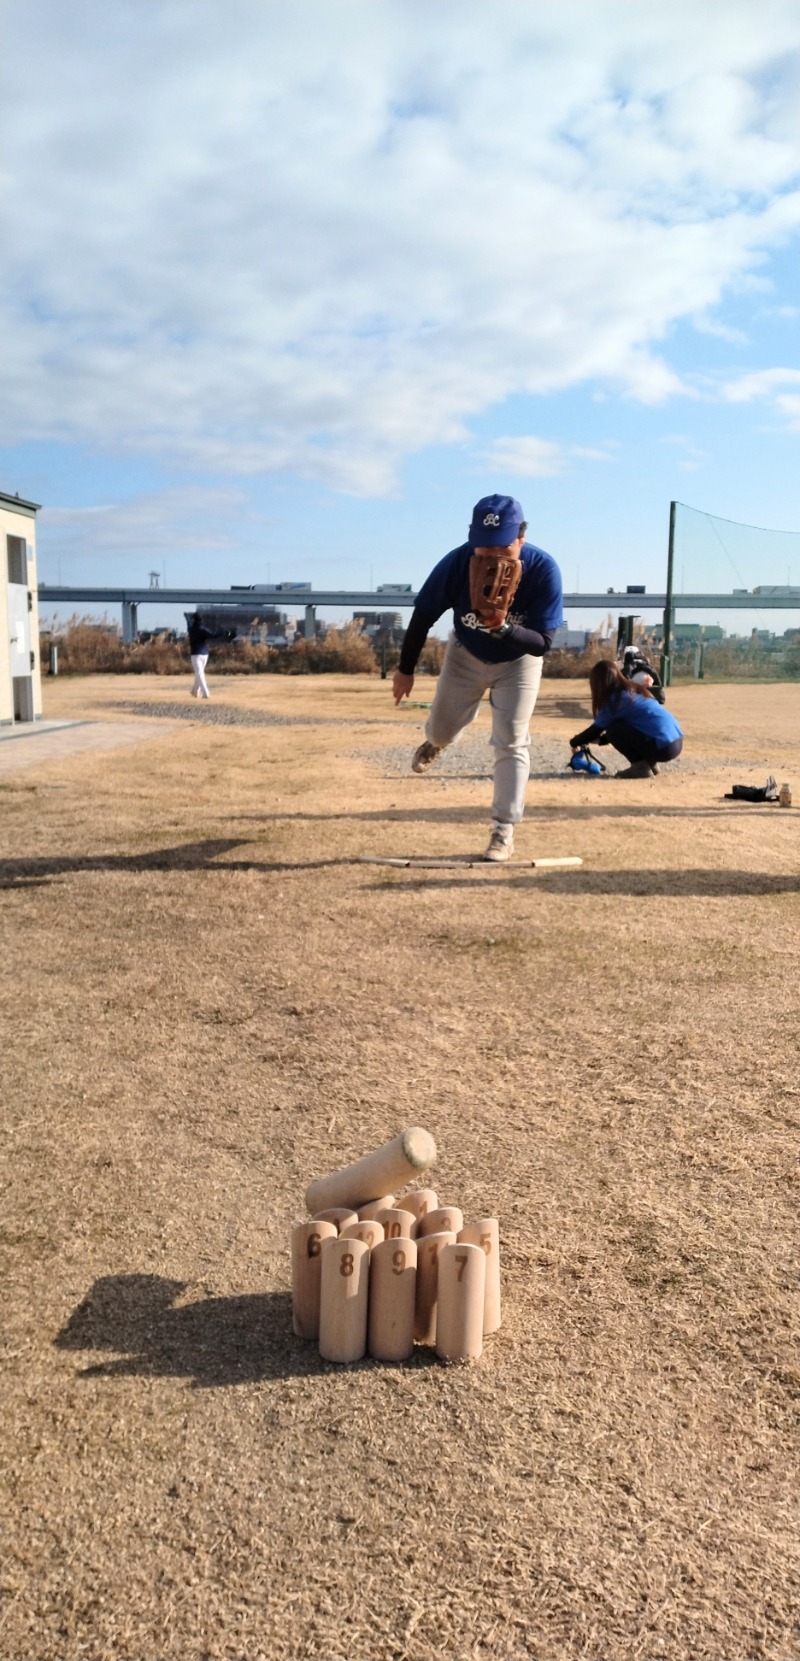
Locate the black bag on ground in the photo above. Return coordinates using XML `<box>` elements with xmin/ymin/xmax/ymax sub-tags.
<box><xmin>724</xmin><ymin>780</ymin><xmax>778</xmax><ymax>802</ymax></box>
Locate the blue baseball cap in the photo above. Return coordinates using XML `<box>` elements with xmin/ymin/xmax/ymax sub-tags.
<box><xmin>467</xmin><ymin>494</ymin><xmax>525</xmax><ymax>549</ymax></box>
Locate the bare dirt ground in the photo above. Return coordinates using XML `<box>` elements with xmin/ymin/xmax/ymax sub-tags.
<box><xmin>1</xmin><ymin>670</ymin><xmax>799</xmax><ymax>1661</ymax></box>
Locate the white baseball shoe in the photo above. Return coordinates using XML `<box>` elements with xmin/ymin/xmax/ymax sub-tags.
<box><xmin>483</xmin><ymin>826</ymin><xmax>514</xmax><ymax>862</ymax></box>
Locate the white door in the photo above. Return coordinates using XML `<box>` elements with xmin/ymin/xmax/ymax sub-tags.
<box><xmin>7</xmin><ymin>535</ymin><xmax>34</xmax><ymax>722</ymax></box>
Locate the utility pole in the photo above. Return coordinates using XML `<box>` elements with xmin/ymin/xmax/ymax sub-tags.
<box><xmin>661</xmin><ymin>500</ymin><xmax>676</xmax><ymax>687</ymax></box>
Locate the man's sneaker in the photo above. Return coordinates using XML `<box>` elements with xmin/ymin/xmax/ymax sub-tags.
<box><xmin>412</xmin><ymin>741</ymin><xmax>441</xmax><ymax>774</ymax></box>
<box><xmin>483</xmin><ymin>827</ymin><xmax>514</xmax><ymax>862</ymax></box>
<box><xmin>765</xmin><ymin>774</ymin><xmax>778</xmax><ymax>800</ymax></box>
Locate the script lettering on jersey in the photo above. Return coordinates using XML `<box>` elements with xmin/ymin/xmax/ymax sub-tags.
<box><xmin>460</xmin><ymin>609</ymin><xmax>524</xmax><ymax>631</ymax></box>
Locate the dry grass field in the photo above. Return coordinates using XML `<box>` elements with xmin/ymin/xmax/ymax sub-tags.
<box><xmin>1</xmin><ymin>670</ymin><xmax>799</xmax><ymax>1661</ymax></box>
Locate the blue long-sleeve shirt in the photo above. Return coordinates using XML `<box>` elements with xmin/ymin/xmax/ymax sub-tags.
<box><xmin>399</xmin><ymin>541</ymin><xmax>563</xmax><ymax>674</ymax></box>
<box><xmin>571</xmin><ymin>690</ymin><xmax>683</xmax><ymax>748</ymax></box>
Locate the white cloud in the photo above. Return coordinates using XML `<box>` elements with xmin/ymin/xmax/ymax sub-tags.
<box><xmin>483</xmin><ymin>436</ymin><xmax>617</xmax><ymax>475</ymax></box>
<box><xmin>2</xmin><ymin>0</ymin><xmax>799</xmax><ymax>494</ymax></box>
<box><xmin>570</xmin><ymin>446</ymin><xmax>617</xmax><ymax>462</ymax></box>
<box><xmin>722</xmin><ymin>367</ymin><xmax>800</xmax><ymax>431</ymax></box>
<box><xmin>39</xmin><ymin>487</ymin><xmax>254</xmax><ymax>558</ymax></box>
<box><xmin>483</xmin><ymin>437</ymin><xmax>566</xmax><ymax>477</ymax></box>
<box><xmin>723</xmin><ymin>368</ymin><xmax>800</xmax><ymax>402</ymax></box>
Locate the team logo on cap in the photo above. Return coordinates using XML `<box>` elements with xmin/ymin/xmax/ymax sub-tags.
<box><xmin>483</xmin><ymin>512</ymin><xmax>501</xmax><ymax>526</ymax></box>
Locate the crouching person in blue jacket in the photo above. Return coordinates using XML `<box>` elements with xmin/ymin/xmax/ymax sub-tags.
<box><xmin>570</xmin><ymin>660</ymin><xmax>683</xmax><ymax>779</ymax></box>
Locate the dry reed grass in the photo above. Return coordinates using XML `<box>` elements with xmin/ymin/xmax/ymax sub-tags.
<box><xmin>1</xmin><ymin>674</ymin><xmax>799</xmax><ymax>1661</ymax></box>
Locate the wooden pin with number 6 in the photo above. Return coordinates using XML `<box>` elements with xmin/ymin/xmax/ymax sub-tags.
<box><xmin>291</xmin><ymin>1220</ymin><xmax>337</xmax><ymax>1339</ymax></box>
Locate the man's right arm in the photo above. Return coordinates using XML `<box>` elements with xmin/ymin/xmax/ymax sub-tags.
<box><xmin>393</xmin><ymin>608</ymin><xmax>436</xmax><ymax>703</ymax></box>
<box><xmin>398</xmin><ymin>608</ymin><xmax>433</xmax><ymax>677</ymax></box>
<box><xmin>392</xmin><ymin>549</ymin><xmax>457</xmax><ymax>702</ymax></box>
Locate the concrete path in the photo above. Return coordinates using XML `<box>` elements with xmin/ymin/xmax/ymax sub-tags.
<box><xmin>0</xmin><ymin>718</ymin><xmax>178</xmax><ymax>776</ymax></box>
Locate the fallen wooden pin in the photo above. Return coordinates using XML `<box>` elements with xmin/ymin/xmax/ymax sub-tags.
<box><xmin>358</xmin><ymin>855</ymin><xmax>583</xmax><ymax>869</ymax></box>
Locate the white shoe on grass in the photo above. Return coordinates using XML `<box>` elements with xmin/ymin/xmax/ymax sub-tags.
<box><xmin>483</xmin><ymin>826</ymin><xmax>514</xmax><ymax>862</ymax></box>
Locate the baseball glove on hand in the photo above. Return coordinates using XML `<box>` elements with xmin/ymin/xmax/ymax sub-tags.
<box><xmin>469</xmin><ymin>550</ymin><xmax>522</xmax><ymax>630</ymax></box>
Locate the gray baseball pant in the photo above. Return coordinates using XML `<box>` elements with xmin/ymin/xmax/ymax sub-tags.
<box><xmin>424</xmin><ymin>635</ymin><xmax>544</xmax><ymax>825</ymax></box>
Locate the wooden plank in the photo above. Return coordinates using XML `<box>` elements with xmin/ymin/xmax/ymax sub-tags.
<box><xmin>358</xmin><ymin>855</ymin><xmax>583</xmax><ymax>869</ymax></box>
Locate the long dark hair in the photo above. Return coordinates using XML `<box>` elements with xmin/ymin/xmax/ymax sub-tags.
<box><xmin>589</xmin><ymin>659</ymin><xmax>653</xmax><ymax>718</ymax></box>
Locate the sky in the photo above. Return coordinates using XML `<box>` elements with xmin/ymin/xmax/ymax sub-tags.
<box><xmin>2</xmin><ymin>0</ymin><xmax>799</xmax><ymax>638</ymax></box>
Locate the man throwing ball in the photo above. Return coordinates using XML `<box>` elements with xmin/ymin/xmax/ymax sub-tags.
<box><xmin>392</xmin><ymin>494</ymin><xmax>563</xmax><ymax>861</ymax></box>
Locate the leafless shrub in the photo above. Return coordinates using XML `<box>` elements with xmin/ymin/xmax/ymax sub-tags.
<box><xmin>543</xmin><ymin>640</ymin><xmax>615</xmax><ymax>679</ymax></box>
<box><xmin>276</xmin><ymin>622</ymin><xmax>378</xmax><ymax>675</ymax></box>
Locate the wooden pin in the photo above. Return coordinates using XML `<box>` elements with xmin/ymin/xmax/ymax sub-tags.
<box><xmin>368</xmin><ymin>1237</ymin><xmax>418</xmax><ymax>1361</ymax></box>
<box><xmin>357</xmin><ymin>1194</ymin><xmax>396</xmax><ymax>1221</ymax></box>
<box><xmin>318</xmin><ymin>1236</ymin><xmax>370</xmax><ymax>1364</ymax></box>
<box><xmin>435</xmin><ymin>1242</ymin><xmax>486</xmax><ymax>1362</ymax></box>
<box><xmin>417</xmin><ymin>1205</ymin><xmax>464</xmax><ymax>1239</ymax></box>
<box><xmin>376</xmin><ymin>1207</ymin><xmax>416</xmax><ymax>1241</ymax></box>
<box><xmin>313</xmin><ymin>1207</ymin><xmax>358</xmax><ymax>1233</ymax></box>
<box><xmin>458</xmin><ymin>1219</ymin><xmax>501</xmax><ymax>1334</ymax></box>
<box><xmin>414</xmin><ymin>1229</ymin><xmax>456</xmax><ymax>1344</ymax></box>
<box><xmin>340</xmin><ymin>1218</ymin><xmax>385</xmax><ymax>1251</ymax></box>
<box><xmin>291</xmin><ymin>1220</ymin><xmax>337</xmax><ymax>1339</ymax></box>
<box><xmin>400</xmin><ymin>1188</ymin><xmax>439</xmax><ymax>1224</ymax></box>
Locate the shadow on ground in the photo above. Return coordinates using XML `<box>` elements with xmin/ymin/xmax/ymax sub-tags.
<box><xmin>229</xmin><ymin>803</ymin><xmax>784</xmax><ymax>823</ymax></box>
<box><xmin>55</xmin><ymin>1274</ymin><xmax>437</xmax><ymax>1387</ymax></box>
<box><xmin>2</xmin><ymin>821</ymin><xmax>795</xmax><ymax>891</ymax></box>
<box><xmin>369</xmin><ymin>869</ymin><xmax>800</xmax><ymax>898</ymax></box>
<box><xmin>0</xmin><ymin>839</ymin><xmax>340</xmax><ymax>889</ymax></box>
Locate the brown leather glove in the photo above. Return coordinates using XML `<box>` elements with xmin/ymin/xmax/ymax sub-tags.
<box><xmin>468</xmin><ymin>550</ymin><xmax>522</xmax><ymax>629</ymax></box>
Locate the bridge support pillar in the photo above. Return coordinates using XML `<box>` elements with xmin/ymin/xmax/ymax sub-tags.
<box><xmin>122</xmin><ymin>600</ymin><xmax>138</xmax><ymax>643</ymax></box>
<box><xmin>304</xmin><ymin>603</ymin><xmax>316</xmax><ymax>639</ymax></box>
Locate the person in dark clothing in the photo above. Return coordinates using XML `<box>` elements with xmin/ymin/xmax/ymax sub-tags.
<box><xmin>186</xmin><ymin>613</ymin><xmax>236</xmax><ymax>699</ymax></box>
<box><xmin>570</xmin><ymin>660</ymin><xmax>683</xmax><ymax>778</ymax></box>
<box><xmin>392</xmin><ymin>493</ymin><xmax>563</xmax><ymax>861</ymax></box>
<box><xmin>620</xmin><ymin>644</ymin><xmax>666</xmax><ymax>703</ymax></box>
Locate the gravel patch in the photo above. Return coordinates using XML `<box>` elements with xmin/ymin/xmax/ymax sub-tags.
<box><xmin>114</xmin><ymin>699</ymin><xmax>362</xmax><ymax>728</ymax></box>
<box><xmin>114</xmin><ymin>699</ymin><xmax>775</xmax><ymax>777</ymax></box>
<box><xmin>370</xmin><ymin>730</ymin><xmax>770</xmax><ymax>779</ymax></box>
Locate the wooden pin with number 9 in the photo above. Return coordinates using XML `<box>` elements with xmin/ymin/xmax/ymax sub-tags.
<box><xmin>368</xmin><ymin>1236</ymin><xmax>418</xmax><ymax>1361</ymax></box>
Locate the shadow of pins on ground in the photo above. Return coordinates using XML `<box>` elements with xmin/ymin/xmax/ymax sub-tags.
<box><xmin>54</xmin><ymin>1275</ymin><xmax>438</xmax><ymax>1387</ymax></box>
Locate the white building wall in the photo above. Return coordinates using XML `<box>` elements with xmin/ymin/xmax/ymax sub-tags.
<box><xmin>1</xmin><ymin>495</ymin><xmax>42</xmax><ymax>724</ymax></box>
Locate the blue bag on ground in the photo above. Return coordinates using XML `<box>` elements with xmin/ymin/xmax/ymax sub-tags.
<box><xmin>568</xmin><ymin>746</ymin><xmax>606</xmax><ymax>776</ymax></box>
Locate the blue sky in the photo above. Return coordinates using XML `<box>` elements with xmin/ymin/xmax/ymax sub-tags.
<box><xmin>2</xmin><ymin>0</ymin><xmax>799</xmax><ymax>637</ymax></box>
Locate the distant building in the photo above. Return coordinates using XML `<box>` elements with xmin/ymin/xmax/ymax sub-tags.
<box><xmin>673</xmin><ymin>623</ymin><xmax>724</xmax><ymax>644</ymax></box>
<box><xmin>187</xmin><ymin>605</ymin><xmax>298</xmax><ymax>645</ymax></box>
<box><xmin>551</xmin><ymin>625</ymin><xmax>591</xmax><ymax>650</ymax></box>
<box><xmin>353</xmin><ymin>610</ymin><xmax>404</xmax><ymax>642</ymax></box>
<box><xmin>1</xmin><ymin>490</ymin><xmax>42</xmax><ymax>725</ymax></box>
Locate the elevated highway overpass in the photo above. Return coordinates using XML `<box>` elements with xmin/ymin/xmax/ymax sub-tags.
<box><xmin>36</xmin><ymin>583</ymin><xmax>800</xmax><ymax>644</ymax></box>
